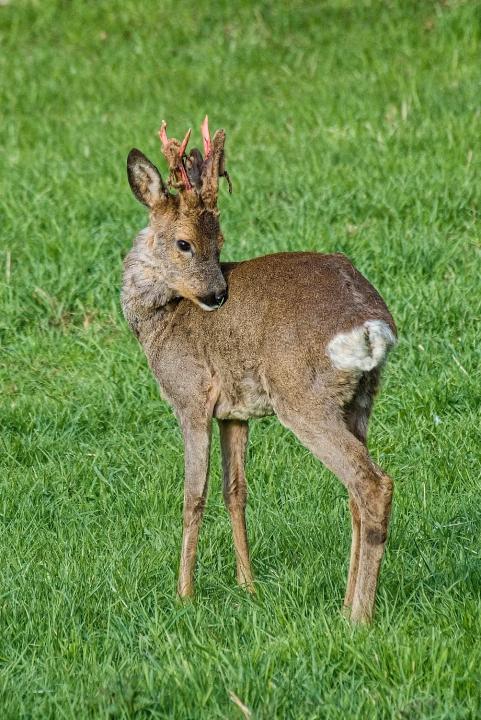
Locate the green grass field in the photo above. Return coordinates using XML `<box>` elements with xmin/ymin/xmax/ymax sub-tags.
<box><xmin>1</xmin><ymin>0</ymin><xmax>481</xmax><ymax>717</ymax></box>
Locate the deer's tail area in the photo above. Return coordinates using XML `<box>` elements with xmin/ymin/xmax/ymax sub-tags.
<box><xmin>327</xmin><ymin>320</ymin><xmax>396</xmax><ymax>372</ymax></box>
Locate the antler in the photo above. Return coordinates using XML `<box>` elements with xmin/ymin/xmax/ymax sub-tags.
<box><xmin>158</xmin><ymin>121</ymin><xmax>193</xmax><ymax>191</ymax></box>
<box><xmin>158</xmin><ymin>117</ymin><xmax>231</xmax><ymax>205</ymax></box>
<box><xmin>199</xmin><ymin>115</ymin><xmax>232</xmax><ymax>208</ymax></box>
<box><xmin>201</xmin><ymin>115</ymin><xmax>212</xmax><ymax>157</ymax></box>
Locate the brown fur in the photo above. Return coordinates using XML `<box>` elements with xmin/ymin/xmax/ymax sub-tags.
<box><xmin>122</xmin><ymin>125</ymin><xmax>397</xmax><ymax>624</ymax></box>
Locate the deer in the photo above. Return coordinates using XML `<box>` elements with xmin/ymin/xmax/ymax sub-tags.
<box><xmin>121</xmin><ymin>116</ymin><xmax>397</xmax><ymax>624</ymax></box>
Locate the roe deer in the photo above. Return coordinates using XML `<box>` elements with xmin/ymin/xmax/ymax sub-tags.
<box><xmin>121</xmin><ymin>117</ymin><xmax>397</xmax><ymax>624</ymax></box>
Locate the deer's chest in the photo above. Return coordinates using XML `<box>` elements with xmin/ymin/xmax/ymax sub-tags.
<box><xmin>143</xmin><ymin>324</ymin><xmax>274</xmax><ymax>421</ymax></box>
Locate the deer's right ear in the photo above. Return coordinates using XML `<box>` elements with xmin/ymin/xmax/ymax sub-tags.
<box><xmin>127</xmin><ymin>149</ymin><xmax>167</xmax><ymax>209</ymax></box>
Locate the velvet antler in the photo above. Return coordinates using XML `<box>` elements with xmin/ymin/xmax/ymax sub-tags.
<box><xmin>199</xmin><ymin>115</ymin><xmax>232</xmax><ymax>209</ymax></box>
<box><xmin>158</xmin><ymin>121</ymin><xmax>193</xmax><ymax>191</ymax></box>
<box><xmin>158</xmin><ymin>116</ymin><xmax>231</xmax><ymax>206</ymax></box>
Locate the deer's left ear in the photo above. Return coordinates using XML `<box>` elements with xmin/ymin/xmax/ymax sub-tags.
<box><xmin>127</xmin><ymin>149</ymin><xmax>168</xmax><ymax>209</ymax></box>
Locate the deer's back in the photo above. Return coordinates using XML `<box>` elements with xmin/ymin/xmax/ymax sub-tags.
<box><xmin>217</xmin><ymin>252</ymin><xmax>395</xmax><ymax>341</ymax></box>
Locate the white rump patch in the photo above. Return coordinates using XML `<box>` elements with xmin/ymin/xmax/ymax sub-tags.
<box><xmin>327</xmin><ymin>320</ymin><xmax>396</xmax><ymax>372</ymax></box>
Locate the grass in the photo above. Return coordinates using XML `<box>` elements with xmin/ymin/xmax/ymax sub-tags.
<box><xmin>1</xmin><ymin>0</ymin><xmax>481</xmax><ymax>717</ymax></box>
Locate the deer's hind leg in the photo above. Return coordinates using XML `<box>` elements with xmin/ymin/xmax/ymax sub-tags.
<box><xmin>218</xmin><ymin>419</ymin><xmax>254</xmax><ymax>591</ymax></box>
<box><xmin>276</xmin><ymin>392</ymin><xmax>392</xmax><ymax>624</ymax></box>
<box><xmin>343</xmin><ymin>494</ymin><xmax>361</xmax><ymax>614</ymax></box>
<box><xmin>342</xmin><ymin>370</ymin><xmax>379</xmax><ymax>614</ymax></box>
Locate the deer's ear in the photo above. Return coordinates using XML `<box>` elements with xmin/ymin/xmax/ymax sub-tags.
<box><xmin>127</xmin><ymin>149</ymin><xmax>167</xmax><ymax>208</ymax></box>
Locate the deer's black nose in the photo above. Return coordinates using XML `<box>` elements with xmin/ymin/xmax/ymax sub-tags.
<box><xmin>215</xmin><ymin>288</ymin><xmax>228</xmax><ymax>305</ymax></box>
<box><xmin>198</xmin><ymin>288</ymin><xmax>228</xmax><ymax>309</ymax></box>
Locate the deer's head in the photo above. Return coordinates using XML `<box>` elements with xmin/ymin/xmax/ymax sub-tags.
<box><xmin>127</xmin><ymin>117</ymin><xmax>231</xmax><ymax>311</ymax></box>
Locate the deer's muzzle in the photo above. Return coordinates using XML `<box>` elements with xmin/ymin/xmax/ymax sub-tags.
<box><xmin>197</xmin><ymin>287</ymin><xmax>228</xmax><ymax>311</ymax></box>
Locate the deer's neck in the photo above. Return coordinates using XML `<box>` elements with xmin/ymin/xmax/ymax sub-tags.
<box><xmin>121</xmin><ymin>228</ymin><xmax>177</xmax><ymax>337</ymax></box>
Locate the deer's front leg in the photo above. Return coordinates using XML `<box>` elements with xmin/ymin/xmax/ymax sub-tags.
<box><xmin>219</xmin><ymin>419</ymin><xmax>254</xmax><ymax>592</ymax></box>
<box><xmin>177</xmin><ymin>419</ymin><xmax>212</xmax><ymax>598</ymax></box>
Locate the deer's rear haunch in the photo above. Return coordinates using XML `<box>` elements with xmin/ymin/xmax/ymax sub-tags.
<box><xmin>121</xmin><ymin>116</ymin><xmax>397</xmax><ymax>624</ymax></box>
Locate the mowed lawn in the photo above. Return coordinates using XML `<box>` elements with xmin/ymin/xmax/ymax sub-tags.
<box><xmin>1</xmin><ymin>1</ymin><xmax>480</xmax><ymax>717</ymax></box>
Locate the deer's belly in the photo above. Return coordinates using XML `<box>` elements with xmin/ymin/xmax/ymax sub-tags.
<box><xmin>213</xmin><ymin>374</ymin><xmax>274</xmax><ymax>421</ymax></box>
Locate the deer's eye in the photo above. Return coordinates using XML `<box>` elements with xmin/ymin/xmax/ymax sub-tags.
<box><xmin>176</xmin><ymin>240</ymin><xmax>192</xmax><ymax>254</ymax></box>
